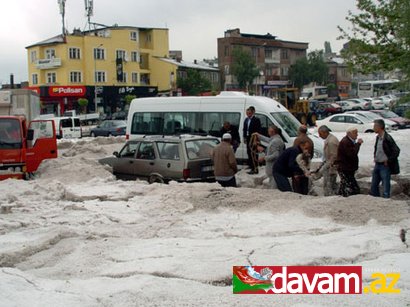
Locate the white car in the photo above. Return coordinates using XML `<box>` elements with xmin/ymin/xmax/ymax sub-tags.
<box><xmin>379</xmin><ymin>95</ymin><xmax>398</xmax><ymax>108</ymax></box>
<box><xmin>316</xmin><ymin>113</ymin><xmax>377</xmax><ymax>133</ymax></box>
<box><xmin>363</xmin><ymin>97</ymin><xmax>385</xmax><ymax>110</ymax></box>
<box><xmin>346</xmin><ymin>98</ymin><xmax>372</xmax><ymax>110</ymax></box>
<box><xmin>335</xmin><ymin>100</ymin><xmax>352</xmax><ymax>112</ymax></box>
<box><xmin>345</xmin><ymin>111</ymin><xmax>397</xmax><ymax>130</ymax></box>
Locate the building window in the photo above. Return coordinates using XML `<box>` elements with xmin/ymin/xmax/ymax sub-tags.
<box><xmin>94</xmin><ymin>48</ymin><xmax>105</xmax><ymax>60</ymax></box>
<box><xmin>132</xmin><ymin>72</ymin><xmax>139</xmax><ymax>83</ymax></box>
<box><xmin>32</xmin><ymin>74</ymin><xmax>38</xmax><ymax>85</ymax></box>
<box><xmin>281</xmin><ymin>49</ymin><xmax>288</xmax><ymax>60</ymax></box>
<box><xmin>69</xmin><ymin>47</ymin><xmax>81</xmax><ymax>59</ymax></box>
<box><xmin>118</xmin><ymin>72</ymin><xmax>127</xmax><ymax>83</ymax></box>
<box><xmin>224</xmin><ymin>46</ymin><xmax>230</xmax><ymax>57</ymax></box>
<box><xmin>45</xmin><ymin>49</ymin><xmax>56</xmax><ymax>59</ymax></box>
<box><xmin>70</xmin><ymin>71</ymin><xmax>82</xmax><ymax>83</ymax></box>
<box><xmin>95</xmin><ymin>71</ymin><xmax>106</xmax><ymax>83</ymax></box>
<box><xmin>116</xmin><ymin>50</ymin><xmax>127</xmax><ymax>60</ymax></box>
<box><xmin>46</xmin><ymin>72</ymin><xmax>56</xmax><ymax>84</ymax></box>
<box><xmin>30</xmin><ymin>51</ymin><xmax>37</xmax><ymax>63</ymax></box>
<box><xmin>281</xmin><ymin>67</ymin><xmax>289</xmax><ymax>76</ymax></box>
<box><xmin>224</xmin><ymin>65</ymin><xmax>230</xmax><ymax>75</ymax></box>
<box><xmin>252</xmin><ymin>47</ymin><xmax>258</xmax><ymax>58</ymax></box>
<box><xmin>131</xmin><ymin>51</ymin><xmax>139</xmax><ymax>62</ymax></box>
<box><xmin>130</xmin><ymin>31</ymin><xmax>139</xmax><ymax>42</ymax></box>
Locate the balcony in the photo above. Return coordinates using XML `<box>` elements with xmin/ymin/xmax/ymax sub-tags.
<box><xmin>36</xmin><ymin>58</ymin><xmax>62</xmax><ymax>69</ymax></box>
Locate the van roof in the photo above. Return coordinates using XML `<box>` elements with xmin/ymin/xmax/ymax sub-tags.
<box><xmin>129</xmin><ymin>93</ymin><xmax>287</xmax><ymax>113</ymax></box>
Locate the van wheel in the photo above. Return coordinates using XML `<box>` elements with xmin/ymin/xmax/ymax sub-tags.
<box><xmin>91</xmin><ymin>132</ymin><xmax>96</xmax><ymax>137</ymax></box>
<box><xmin>149</xmin><ymin>175</ymin><xmax>164</xmax><ymax>184</ymax></box>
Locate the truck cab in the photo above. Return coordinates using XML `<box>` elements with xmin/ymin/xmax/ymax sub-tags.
<box><xmin>0</xmin><ymin>116</ymin><xmax>58</xmax><ymax>180</ymax></box>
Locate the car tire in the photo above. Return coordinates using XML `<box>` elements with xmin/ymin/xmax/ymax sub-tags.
<box><xmin>365</xmin><ymin>129</ymin><xmax>374</xmax><ymax>133</ymax></box>
<box><xmin>91</xmin><ymin>132</ymin><xmax>96</xmax><ymax>137</ymax></box>
<box><xmin>149</xmin><ymin>175</ymin><xmax>165</xmax><ymax>184</ymax></box>
<box><xmin>108</xmin><ymin>133</ymin><xmax>112</xmax><ymax>137</ymax></box>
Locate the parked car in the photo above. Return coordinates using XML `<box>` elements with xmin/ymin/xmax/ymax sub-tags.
<box><xmin>335</xmin><ymin>101</ymin><xmax>352</xmax><ymax>112</ymax></box>
<box><xmin>379</xmin><ymin>95</ymin><xmax>398</xmax><ymax>108</ymax></box>
<box><xmin>111</xmin><ymin>111</ymin><xmax>128</xmax><ymax>120</ymax></box>
<box><xmin>99</xmin><ymin>135</ymin><xmax>219</xmax><ymax>183</ymax></box>
<box><xmin>346</xmin><ymin>98</ymin><xmax>372</xmax><ymax>110</ymax></box>
<box><xmin>90</xmin><ymin>120</ymin><xmax>127</xmax><ymax>137</ymax></box>
<box><xmin>316</xmin><ymin>113</ymin><xmax>378</xmax><ymax>133</ymax></box>
<box><xmin>370</xmin><ymin>110</ymin><xmax>410</xmax><ymax>129</ymax></box>
<box><xmin>316</xmin><ymin>102</ymin><xmax>343</xmax><ymax>119</ymax></box>
<box><xmin>363</xmin><ymin>97</ymin><xmax>385</xmax><ymax>110</ymax></box>
<box><xmin>345</xmin><ymin>111</ymin><xmax>398</xmax><ymax>130</ymax></box>
<box><xmin>392</xmin><ymin>102</ymin><xmax>410</xmax><ymax>118</ymax></box>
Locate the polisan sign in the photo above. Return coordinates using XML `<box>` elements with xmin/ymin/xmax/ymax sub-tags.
<box><xmin>48</xmin><ymin>86</ymin><xmax>86</xmax><ymax>97</ymax></box>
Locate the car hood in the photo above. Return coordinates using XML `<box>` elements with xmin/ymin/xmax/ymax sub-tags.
<box><xmin>98</xmin><ymin>156</ymin><xmax>117</xmax><ymax>167</ymax></box>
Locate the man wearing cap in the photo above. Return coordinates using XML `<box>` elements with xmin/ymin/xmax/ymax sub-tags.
<box><xmin>211</xmin><ymin>133</ymin><xmax>238</xmax><ymax>187</ymax></box>
<box><xmin>336</xmin><ymin>127</ymin><xmax>363</xmax><ymax>197</ymax></box>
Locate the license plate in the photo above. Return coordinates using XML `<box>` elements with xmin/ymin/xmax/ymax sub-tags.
<box><xmin>201</xmin><ymin>165</ymin><xmax>214</xmax><ymax>172</ymax></box>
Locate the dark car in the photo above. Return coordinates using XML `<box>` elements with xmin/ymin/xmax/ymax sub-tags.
<box><xmin>316</xmin><ymin>102</ymin><xmax>343</xmax><ymax>119</ymax></box>
<box><xmin>90</xmin><ymin>120</ymin><xmax>127</xmax><ymax>137</ymax></box>
<box><xmin>370</xmin><ymin>110</ymin><xmax>410</xmax><ymax>129</ymax></box>
<box><xmin>99</xmin><ymin>135</ymin><xmax>219</xmax><ymax>183</ymax></box>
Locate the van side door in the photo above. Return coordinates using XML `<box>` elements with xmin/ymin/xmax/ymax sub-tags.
<box><xmin>26</xmin><ymin>120</ymin><xmax>58</xmax><ymax>173</ymax></box>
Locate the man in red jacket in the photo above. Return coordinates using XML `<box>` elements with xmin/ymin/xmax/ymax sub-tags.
<box><xmin>336</xmin><ymin>127</ymin><xmax>363</xmax><ymax>197</ymax></box>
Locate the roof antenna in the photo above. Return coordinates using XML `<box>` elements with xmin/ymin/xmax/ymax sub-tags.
<box><xmin>84</xmin><ymin>0</ymin><xmax>94</xmax><ymax>30</ymax></box>
<box><xmin>57</xmin><ymin>0</ymin><xmax>66</xmax><ymax>36</ymax></box>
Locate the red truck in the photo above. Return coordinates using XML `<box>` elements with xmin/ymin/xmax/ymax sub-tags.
<box><xmin>0</xmin><ymin>116</ymin><xmax>58</xmax><ymax>180</ymax></box>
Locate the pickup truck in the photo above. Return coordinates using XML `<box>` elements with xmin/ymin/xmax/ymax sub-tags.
<box><xmin>0</xmin><ymin>116</ymin><xmax>57</xmax><ymax>180</ymax></box>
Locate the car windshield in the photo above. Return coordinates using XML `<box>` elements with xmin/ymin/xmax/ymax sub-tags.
<box><xmin>185</xmin><ymin>139</ymin><xmax>219</xmax><ymax>160</ymax></box>
<box><xmin>0</xmin><ymin>118</ymin><xmax>22</xmax><ymax>149</ymax></box>
<box><xmin>270</xmin><ymin>112</ymin><xmax>300</xmax><ymax>138</ymax></box>
<box><xmin>380</xmin><ymin>111</ymin><xmax>399</xmax><ymax>119</ymax></box>
<box><xmin>112</xmin><ymin>120</ymin><xmax>126</xmax><ymax>127</ymax></box>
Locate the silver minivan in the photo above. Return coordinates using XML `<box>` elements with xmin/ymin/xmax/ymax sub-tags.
<box><xmin>99</xmin><ymin>135</ymin><xmax>219</xmax><ymax>183</ymax></box>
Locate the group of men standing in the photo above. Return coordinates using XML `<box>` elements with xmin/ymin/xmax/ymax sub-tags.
<box><xmin>211</xmin><ymin>106</ymin><xmax>400</xmax><ymax>199</ymax></box>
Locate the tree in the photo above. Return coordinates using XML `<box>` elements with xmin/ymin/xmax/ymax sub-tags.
<box><xmin>289</xmin><ymin>57</ymin><xmax>311</xmax><ymax>89</ymax></box>
<box><xmin>77</xmin><ymin>98</ymin><xmax>88</xmax><ymax>113</ymax></box>
<box><xmin>289</xmin><ymin>50</ymin><xmax>328</xmax><ymax>89</ymax></box>
<box><xmin>338</xmin><ymin>0</ymin><xmax>410</xmax><ymax>80</ymax></box>
<box><xmin>231</xmin><ymin>47</ymin><xmax>260</xmax><ymax>90</ymax></box>
<box><xmin>177</xmin><ymin>69</ymin><xmax>212</xmax><ymax>96</ymax></box>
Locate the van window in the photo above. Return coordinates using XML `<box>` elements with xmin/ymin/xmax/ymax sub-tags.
<box><xmin>202</xmin><ymin>112</ymin><xmax>240</xmax><ymax>137</ymax></box>
<box><xmin>163</xmin><ymin>112</ymin><xmax>198</xmax><ymax>134</ymax></box>
<box><xmin>131</xmin><ymin>112</ymin><xmax>163</xmax><ymax>134</ymax></box>
<box><xmin>74</xmin><ymin>118</ymin><xmax>81</xmax><ymax>127</ymax></box>
<box><xmin>256</xmin><ymin>113</ymin><xmax>274</xmax><ymax>137</ymax></box>
<box><xmin>61</xmin><ymin>118</ymin><xmax>73</xmax><ymax>128</ymax></box>
<box><xmin>270</xmin><ymin>112</ymin><xmax>299</xmax><ymax>138</ymax></box>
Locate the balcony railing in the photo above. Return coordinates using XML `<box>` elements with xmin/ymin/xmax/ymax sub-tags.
<box><xmin>36</xmin><ymin>58</ymin><xmax>62</xmax><ymax>69</ymax></box>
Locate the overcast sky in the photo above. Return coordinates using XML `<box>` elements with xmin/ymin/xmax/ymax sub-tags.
<box><xmin>0</xmin><ymin>0</ymin><xmax>358</xmax><ymax>85</ymax></box>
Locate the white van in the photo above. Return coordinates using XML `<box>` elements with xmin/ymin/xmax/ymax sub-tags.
<box><xmin>126</xmin><ymin>92</ymin><xmax>323</xmax><ymax>163</ymax></box>
<box><xmin>52</xmin><ymin>116</ymin><xmax>82</xmax><ymax>139</ymax></box>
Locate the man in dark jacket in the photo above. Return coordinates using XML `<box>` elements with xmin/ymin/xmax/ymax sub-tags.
<box><xmin>272</xmin><ymin>137</ymin><xmax>311</xmax><ymax>194</ymax></box>
<box><xmin>336</xmin><ymin>127</ymin><xmax>363</xmax><ymax>197</ymax></box>
<box><xmin>220</xmin><ymin>121</ymin><xmax>240</xmax><ymax>152</ymax></box>
<box><xmin>370</xmin><ymin>119</ymin><xmax>400</xmax><ymax>198</ymax></box>
<box><xmin>243</xmin><ymin>106</ymin><xmax>261</xmax><ymax>174</ymax></box>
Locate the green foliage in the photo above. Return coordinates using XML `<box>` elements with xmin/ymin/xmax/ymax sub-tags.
<box><xmin>289</xmin><ymin>50</ymin><xmax>328</xmax><ymax>89</ymax></box>
<box><xmin>338</xmin><ymin>0</ymin><xmax>410</xmax><ymax>80</ymax></box>
<box><xmin>177</xmin><ymin>69</ymin><xmax>212</xmax><ymax>96</ymax></box>
<box><xmin>231</xmin><ymin>47</ymin><xmax>260</xmax><ymax>90</ymax></box>
<box><xmin>125</xmin><ymin>95</ymin><xmax>136</xmax><ymax>104</ymax></box>
<box><xmin>405</xmin><ymin>109</ymin><xmax>410</xmax><ymax>119</ymax></box>
<box><xmin>77</xmin><ymin>98</ymin><xmax>88</xmax><ymax>107</ymax></box>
